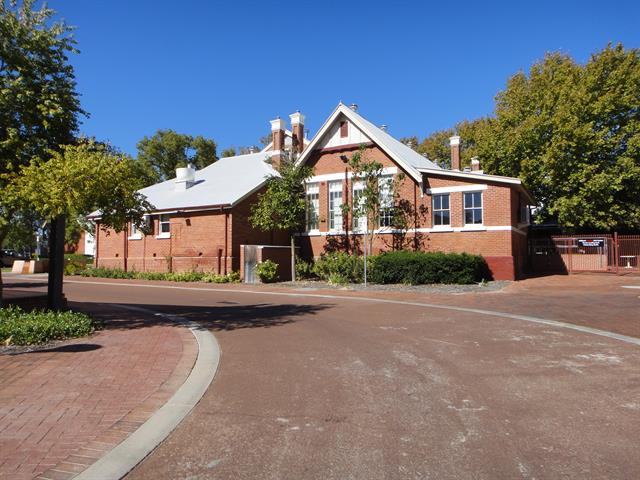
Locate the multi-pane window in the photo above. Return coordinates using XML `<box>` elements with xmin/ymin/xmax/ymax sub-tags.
<box><xmin>328</xmin><ymin>181</ymin><xmax>343</xmax><ymax>231</ymax></box>
<box><xmin>306</xmin><ymin>183</ymin><xmax>320</xmax><ymax>231</ymax></box>
<box><xmin>432</xmin><ymin>194</ymin><xmax>451</xmax><ymax>226</ymax></box>
<box><xmin>378</xmin><ymin>176</ymin><xmax>394</xmax><ymax>228</ymax></box>
<box><xmin>159</xmin><ymin>214</ymin><xmax>171</xmax><ymax>235</ymax></box>
<box><xmin>464</xmin><ymin>192</ymin><xmax>483</xmax><ymax>225</ymax></box>
<box><xmin>352</xmin><ymin>181</ymin><xmax>365</xmax><ymax>231</ymax></box>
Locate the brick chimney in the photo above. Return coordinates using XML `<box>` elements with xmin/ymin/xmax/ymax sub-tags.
<box><xmin>449</xmin><ymin>135</ymin><xmax>461</xmax><ymax>171</ymax></box>
<box><xmin>270</xmin><ymin>117</ymin><xmax>286</xmax><ymax>167</ymax></box>
<box><xmin>289</xmin><ymin>111</ymin><xmax>305</xmax><ymax>155</ymax></box>
<box><xmin>471</xmin><ymin>156</ymin><xmax>481</xmax><ymax>172</ymax></box>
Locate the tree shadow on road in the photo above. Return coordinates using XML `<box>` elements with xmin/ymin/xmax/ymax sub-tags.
<box><xmin>68</xmin><ymin>301</ymin><xmax>333</xmax><ymax>332</ymax></box>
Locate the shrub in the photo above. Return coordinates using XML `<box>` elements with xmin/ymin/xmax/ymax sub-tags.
<box><xmin>63</xmin><ymin>254</ymin><xmax>94</xmax><ymax>275</ymax></box>
<box><xmin>295</xmin><ymin>258</ymin><xmax>316</xmax><ymax>280</ymax></box>
<box><xmin>256</xmin><ymin>259</ymin><xmax>278</xmax><ymax>283</ymax></box>
<box><xmin>77</xmin><ymin>267</ymin><xmax>135</xmax><ymax>279</ymax></box>
<box><xmin>202</xmin><ymin>271</ymin><xmax>241</xmax><ymax>283</ymax></box>
<box><xmin>0</xmin><ymin>306</ymin><xmax>95</xmax><ymax>345</ymax></box>
<box><xmin>313</xmin><ymin>252</ymin><xmax>364</xmax><ymax>284</ymax></box>
<box><xmin>369</xmin><ymin>251</ymin><xmax>490</xmax><ymax>285</ymax></box>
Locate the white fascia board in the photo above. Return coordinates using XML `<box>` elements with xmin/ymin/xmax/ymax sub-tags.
<box><xmin>306</xmin><ymin>167</ymin><xmax>398</xmax><ymax>184</ymax></box>
<box><xmin>418</xmin><ymin>167</ymin><xmax>522</xmax><ymax>185</ymax></box>
<box><xmin>426</xmin><ymin>184</ymin><xmax>488</xmax><ymax>194</ymax></box>
<box><xmin>298</xmin><ymin>225</ymin><xmax>528</xmax><ymax>237</ymax></box>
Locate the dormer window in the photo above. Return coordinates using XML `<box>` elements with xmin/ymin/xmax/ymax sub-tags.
<box><xmin>340</xmin><ymin>121</ymin><xmax>348</xmax><ymax>138</ymax></box>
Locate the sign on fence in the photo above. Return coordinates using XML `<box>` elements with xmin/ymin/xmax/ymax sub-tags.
<box><xmin>577</xmin><ymin>238</ymin><xmax>605</xmax><ymax>248</ymax></box>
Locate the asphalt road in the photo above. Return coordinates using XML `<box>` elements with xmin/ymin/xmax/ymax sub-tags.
<box><xmin>6</xmin><ymin>274</ymin><xmax>639</xmax><ymax>479</ymax></box>
<box><xmin>31</xmin><ymin>276</ymin><xmax>635</xmax><ymax>480</ymax></box>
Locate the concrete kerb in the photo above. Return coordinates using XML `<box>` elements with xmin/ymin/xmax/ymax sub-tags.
<box><xmin>63</xmin><ymin>279</ymin><xmax>640</xmax><ymax>347</ymax></box>
<box><xmin>73</xmin><ymin>305</ymin><xmax>220</xmax><ymax>480</ymax></box>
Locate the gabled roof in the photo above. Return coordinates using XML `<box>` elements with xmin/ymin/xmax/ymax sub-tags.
<box><xmin>296</xmin><ymin>103</ymin><xmax>441</xmax><ymax>182</ymax></box>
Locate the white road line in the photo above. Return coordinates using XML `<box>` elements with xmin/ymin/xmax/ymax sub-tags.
<box><xmin>63</xmin><ymin>279</ymin><xmax>640</xmax><ymax>347</ymax></box>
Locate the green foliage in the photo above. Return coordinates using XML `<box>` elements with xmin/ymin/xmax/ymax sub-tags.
<box><xmin>295</xmin><ymin>258</ymin><xmax>316</xmax><ymax>280</ymax></box>
<box><xmin>9</xmin><ymin>142</ymin><xmax>154</xmax><ymax>234</ymax></box>
<box><xmin>74</xmin><ymin>267</ymin><xmax>240</xmax><ymax>283</ymax></box>
<box><xmin>250</xmin><ymin>160</ymin><xmax>314</xmax><ymax>233</ymax></box>
<box><xmin>369</xmin><ymin>251</ymin><xmax>490</xmax><ymax>285</ymax></box>
<box><xmin>313</xmin><ymin>252</ymin><xmax>364</xmax><ymax>284</ymax></box>
<box><xmin>0</xmin><ymin>306</ymin><xmax>94</xmax><ymax>345</ymax></box>
<box><xmin>221</xmin><ymin>147</ymin><xmax>236</xmax><ymax>158</ymax></box>
<box><xmin>63</xmin><ymin>254</ymin><xmax>92</xmax><ymax>275</ymax></box>
<box><xmin>255</xmin><ymin>259</ymin><xmax>278</xmax><ymax>283</ymax></box>
<box><xmin>136</xmin><ymin>129</ymin><xmax>218</xmax><ymax>182</ymax></box>
<box><xmin>419</xmin><ymin>44</ymin><xmax>640</xmax><ymax>232</ymax></box>
<box><xmin>0</xmin><ymin>0</ymin><xmax>84</xmax><ymax>247</ymax></box>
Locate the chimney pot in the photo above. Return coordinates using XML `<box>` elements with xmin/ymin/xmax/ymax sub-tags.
<box><xmin>349</xmin><ymin>103</ymin><xmax>358</xmax><ymax>112</ymax></box>
<box><xmin>471</xmin><ymin>156</ymin><xmax>481</xmax><ymax>172</ymax></box>
<box><xmin>175</xmin><ymin>164</ymin><xmax>196</xmax><ymax>191</ymax></box>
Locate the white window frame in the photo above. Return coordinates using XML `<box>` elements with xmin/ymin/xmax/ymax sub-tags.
<box><xmin>352</xmin><ymin>181</ymin><xmax>366</xmax><ymax>231</ymax></box>
<box><xmin>378</xmin><ymin>175</ymin><xmax>394</xmax><ymax>228</ymax></box>
<box><xmin>432</xmin><ymin>193</ymin><xmax>451</xmax><ymax>228</ymax></box>
<box><xmin>157</xmin><ymin>214</ymin><xmax>171</xmax><ymax>239</ymax></box>
<box><xmin>328</xmin><ymin>180</ymin><xmax>343</xmax><ymax>231</ymax></box>
<box><xmin>128</xmin><ymin>222</ymin><xmax>142</xmax><ymax>240</ymax></box>
<box><xmin>463</xmin><ymin>191</ymin><xmax>483</xmax><ymax>226</ymax></box>
<box><xmin>306</xmin><ymin>183</ymin><xmax>320</xmax><ymax>231</ymax></box>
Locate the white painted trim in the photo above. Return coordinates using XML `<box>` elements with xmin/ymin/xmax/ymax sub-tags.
<box><xmin>427</xmin><ymin>184</ymin><xmax>488</xmax><ymax>194</ymax></box>
<box><xmin>298</xmin><ymin>225</ymin><xmax>527</xmax><ymax>237</ymax></box>
<box><xmin>156</xmin><ymin>233</ymin><xmax>171</xmax><ymax>239</ymax></box>
<box><xmin>307</xmin><ymin>167</ymin><xmax>398</xmax><ymax>184</ymax></box>
<box><xmin>418</xmin><ymin>167</ymin><xmax>522</xmax><ymax>185</ymax></box>
<box><xmin>127</xmin><ymin>234</ymin><xmax>143</xmax><ymax>241</ymax></box>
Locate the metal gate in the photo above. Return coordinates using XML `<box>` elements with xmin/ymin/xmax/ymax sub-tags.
<box><xmin>243</xmin><ymin>245</ymin><xmax>259</xmax><ymax>283</ymax></box>
<box><xmin>529</xmin><ymin>234</ymin><xmax>640</xmax><ymax>274</ymax></box>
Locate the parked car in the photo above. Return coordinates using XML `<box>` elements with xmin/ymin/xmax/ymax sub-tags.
<box><xmin>1</xmin><ymin>249</ymin><xmax>24</xmax><ymax>267</ymax></box>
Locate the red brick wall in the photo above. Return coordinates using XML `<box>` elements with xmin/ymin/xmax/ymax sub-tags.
<box><xmin>300</xmin><ymin>145</ymin><xmax>528</xmax><ymax>280</ymax></box>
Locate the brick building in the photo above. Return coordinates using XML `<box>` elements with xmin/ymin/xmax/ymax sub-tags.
<box><xmin>92</xmin><ymin>104</ymin><xmax>533</xmax><ymax>280</ymax></box>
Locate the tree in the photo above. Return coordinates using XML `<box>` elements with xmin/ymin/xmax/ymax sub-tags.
<box><xmin>250</xmin><ymin>155</ymin><xmax>313</xmax><ymax>281</ymax></box>
<box><xmin>136</xmin><ymin>129</ymin><xmax>217</xmax><ymax>182</ymax></box>
<box><xmin>1</xmin><ymin>0</ymin><xmax>85</xmax><ymax>305</ymax></box>
<box><xmin>221</xmin><ymin>147</ymin><xmax>236</xmax><ymax>158</ymax></box>
<box><xmin>474</xmin><ymin>44</ymin><xmax>640</xmax><ymax>231</ymax></box>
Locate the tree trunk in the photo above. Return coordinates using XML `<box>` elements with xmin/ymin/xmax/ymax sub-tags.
<box><xmin>290</xmin><ymin>234</ymin><xmax>296</xmax><ymax>283</ymax></box>
<box><xmin>0</xmin><ymin>229</ymin><xmax>7</xmax><ymax>308</ymax></box>
<box><xmin>47</xmin><ymin>216</ymin><xmax>65</xmax><ymax>310</ymax></box>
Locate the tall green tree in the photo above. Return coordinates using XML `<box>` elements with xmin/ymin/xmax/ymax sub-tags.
<box><xmin>250</xmin><ymin>155</ymin><xmax>313</xmax><ymax>281</ymax></box>
<box><xmin>136</xmin><ymin>129</ymin><xmax>217</xmax><ymax>182</ymax></box>
<box><xmin>475</xmin><ymin>44</ymin><xmax>640</xmax><ymax>231</ymax></box>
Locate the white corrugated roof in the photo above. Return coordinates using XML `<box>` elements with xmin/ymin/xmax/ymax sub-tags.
<box><xmin>137</xmin><ymin>151</ymin><xmax>277</xmax><ymax>212</ymax></box>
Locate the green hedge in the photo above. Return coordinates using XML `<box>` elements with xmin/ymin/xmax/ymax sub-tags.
<box><xmin>75</xmin><ymin>267</ymin><xmax>240</xmax><ymax>283</ymax></box>
<box><xmin>369</xmin><ymin>251</ymin><xmax>490</xmax><ymax>285</ymax></box>
<box><xmin>0</xmin><ymin>306</ymin><xmax>95</xmax><ymax>345</ymax></box>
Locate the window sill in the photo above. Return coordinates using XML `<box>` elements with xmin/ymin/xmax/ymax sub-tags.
<box><xmin>156</xmin><ymin>233</ymin><xmax>171</xmax><ymax>239</ymax></box>
<box><xmin>430</xmin><ymin>226</ymin><xmax>453</xmax><ymax>233</ymax></box>
<box><xmin>127</xmin><ymin>235</ymin><xmax>142</xmax><ymax>241</ymax></box>
<box><xmin>459</xmin><ymin>225</ymin><xmax>486</xmax><ymax>232</ymax></box>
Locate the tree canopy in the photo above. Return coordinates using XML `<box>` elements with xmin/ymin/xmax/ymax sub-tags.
<box><xmin>0</xmin><ymin>0</ymin><xmax>84</xmax><ymax>244</ymax></box>
<box><xmin>417</xmin><ymin>44</ymin><xmax>640</xmax><ymax>232</ymax></box>
<box><xmin>136</xmin><ymin>129</ymin><xmax>217</xmax><ymax>183</ymax></box>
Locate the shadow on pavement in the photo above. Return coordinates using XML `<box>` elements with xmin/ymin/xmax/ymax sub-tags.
<box><xmin>69</xmin><ymin>301</ymin><xmax>333</xmax><ymax>332</ymax></box>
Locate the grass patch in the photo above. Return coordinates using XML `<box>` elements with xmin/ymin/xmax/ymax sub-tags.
<box><xmin>0</xmin><ymin>306</ymin><xmax>95</xmax><ymax>346</ymax></box>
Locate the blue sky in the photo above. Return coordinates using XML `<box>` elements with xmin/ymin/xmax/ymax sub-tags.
<box><xmin>55</xmin><ymin>0</ymin><xmax>639</xmax><ymax>156</ymax></box>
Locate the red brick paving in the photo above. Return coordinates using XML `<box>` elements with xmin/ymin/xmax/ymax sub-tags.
<box><xmin>0</xmin><ymin>302</ymin><xmax>197</xmax><ymax>480</ymax></box>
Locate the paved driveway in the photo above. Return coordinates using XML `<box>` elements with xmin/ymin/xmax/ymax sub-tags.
<box><xmin>50</xmin><ymin>274</ymin><xmax>640</xmax><ymax>479</ymax></box>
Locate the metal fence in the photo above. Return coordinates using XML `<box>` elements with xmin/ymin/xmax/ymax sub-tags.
<box><xmin>529</xmin><ymin>234</ymin><xmax>640</xmax><ymax>274</ymax></box>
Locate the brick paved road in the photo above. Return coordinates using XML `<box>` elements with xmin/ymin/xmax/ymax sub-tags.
<box><xmin>0</xmin><ymin>294</ymin><xmax>197</xmax><ymax>480</ymax></box>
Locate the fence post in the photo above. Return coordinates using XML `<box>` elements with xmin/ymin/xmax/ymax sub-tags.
<box><xmin>613</xmin><ymin>231</ymin><xmax>619</xmax><ymax>275</ymax></box>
